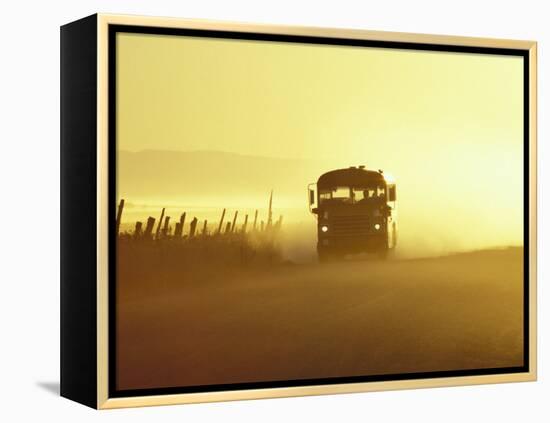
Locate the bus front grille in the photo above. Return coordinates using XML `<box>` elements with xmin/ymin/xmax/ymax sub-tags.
<box><xmin>331</xmin><ymin>215</ymin><xmax>373</xmax><ymax>236</ymax></box>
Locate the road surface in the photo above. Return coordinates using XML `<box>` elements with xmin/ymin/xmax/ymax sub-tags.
<box><xmin>116</xmin><ymin>247</ymin><xmax>524</xmax><ymax>390</ymax></box>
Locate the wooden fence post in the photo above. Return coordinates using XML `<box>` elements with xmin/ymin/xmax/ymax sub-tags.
<box><xmin>253</xmin><ymin>209</ymin><xmax>258</xmax><ymax>230</ymax></box>
<box><xmin>217</xmin><ymin>208</ymin><xmax>226</xmax><ymax>234</ymax></box>
<box><xmin>276</xmin><ymin>215</ymin><xmax>283</xmax><ymax>230</ymax></box>
<box><xmin>115</xmin><ymin>199</ymin><xmax>125</xmax><ymax>236</ymax></box>
<box><xmin>267</xmin><ymin>190</ymin><xmax>273</xmax><ymax>228</ymax></box>
<box><xmin>260</xmin><ymin>221</ymin><xmax>264</xmax><ymax>232</ymax></box>
<box><xmin>231</xmin><ymin>211</ymin><xmax>238</xmax><ymax>232</ymax></box>
<box><xmin>144</xmin><ymin>217</ymin><xmax>155</xmax><ymax>238</ymax></box>
<box><xmin>202</xmin><ymin>220</ymin><xmax>208</xmax><ymax>235</ymax></box>
<box><xmin>134</xmin><ymin>221</ymin><xmax>143</xmax><ymax>239</ymax></box>
<box><xmin>225</xmin><ymin>221</ymin><xmax>232</xmax><ymax>234</ymax></box>
<box><xmin>162</xmin><ymin>216</ymin><xmax>171</xmax><ymax>238</ymax></box>
<box><xmin>177</xmin><ymin>212</ymin><xmax>186</xmax><ymax>237</ymax></box>
<box><xmin>155</xmin><ymin>207</ymin><xmax>165</xmax><ymax>239</ymax></box>
<box><xmin>242</xmin><ymin>214</ymin><xmax>248</xmax><ymax>233</ymax></box>
<box><xmin>189</xmin><ymin>217</ymin><xmax>198</xmax><ymax>237</ymax></box>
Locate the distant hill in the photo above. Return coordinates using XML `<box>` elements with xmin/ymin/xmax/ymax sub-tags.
<box><xmin>117</xmin><ymin>150</ymin><xmax>329</xmax><ymax>202</ymax></box>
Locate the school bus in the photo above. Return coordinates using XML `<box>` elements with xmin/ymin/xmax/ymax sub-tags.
<box><xmin>308</xmin><ymin>166</ymin><xmax>397</xmax><ymax>261</ymax></box>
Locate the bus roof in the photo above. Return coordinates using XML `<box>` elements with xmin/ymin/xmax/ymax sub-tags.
<box><xmin>317</xmin><ymin>167</ymin><xmax>386</xmax><ymax>187</ymax></box>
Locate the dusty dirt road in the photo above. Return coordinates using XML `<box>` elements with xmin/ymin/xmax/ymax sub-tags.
<box><xmin>116</xmin><ymin>248</ymin><xmax>524</xmax><ymax>390</ymax></box>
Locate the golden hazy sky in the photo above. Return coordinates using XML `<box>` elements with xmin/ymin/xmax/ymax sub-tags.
<box><xmin>116</xmin><ymin>32</ymin><xmax>524</xmax><ymax>251</ymax></box>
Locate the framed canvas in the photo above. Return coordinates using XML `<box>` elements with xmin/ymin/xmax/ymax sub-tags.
<box><xmin>60</xmin><ymin>14</ymin><xmax>537</xmax><ymax>409</ymax></box>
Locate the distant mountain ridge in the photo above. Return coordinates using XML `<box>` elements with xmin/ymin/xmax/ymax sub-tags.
<box><xmin>117</xmin><ymin>149</ymin><xmax>328</xmax><ymax>201</ymax></box>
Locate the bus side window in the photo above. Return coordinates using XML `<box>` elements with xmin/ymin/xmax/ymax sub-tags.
<box><xmin>389</xmin><ymin>185</ymin><xmax>396</xmax><ymax>202</ymax></box>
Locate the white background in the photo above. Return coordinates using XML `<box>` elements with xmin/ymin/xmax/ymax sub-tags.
<box><xmin>0</xmin><ymin>0</ymin><xmax>547</xmax><ymax>421</ymax></box>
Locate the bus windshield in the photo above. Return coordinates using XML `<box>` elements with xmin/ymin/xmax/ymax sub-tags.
<box><xmin>319</xmin><ymin>185</ymin><xmax>386</xmax><ymax>205</ymax></box>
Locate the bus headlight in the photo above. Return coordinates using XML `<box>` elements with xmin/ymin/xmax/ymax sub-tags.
<box><xmin>374</xmin><ymin>223</ymin><xmax>381</xmax><ymax>230</ymax></box>
<box><xmin>321</xmin><ymin>225</ymin><xmax>329</xmax><ymax>233</ymax></box>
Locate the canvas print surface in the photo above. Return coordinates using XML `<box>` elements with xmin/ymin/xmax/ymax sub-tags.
<box><xmin>114</xmin><ymin>32</ymin><xmax>525</xmax><ymax>392</ymax></box>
